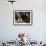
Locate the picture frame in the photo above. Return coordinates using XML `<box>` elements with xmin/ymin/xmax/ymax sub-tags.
<box><xmin>13</xmin><ymin>10</ymin><xmax>33</xmax><ymax>26</ymax></box>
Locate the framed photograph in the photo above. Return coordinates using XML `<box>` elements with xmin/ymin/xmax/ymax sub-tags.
<box><xmin>13</xmin><ymin>10</ymin><xmax>33</xmax><ymax>25</ymax></box>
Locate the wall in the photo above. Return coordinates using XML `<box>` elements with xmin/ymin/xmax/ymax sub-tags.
<box><xmin>0</xmin><ymin>0</ymin><xmax>46</xmax><ymax>42</ymax></box>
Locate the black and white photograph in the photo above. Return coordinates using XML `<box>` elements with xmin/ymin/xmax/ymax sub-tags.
<box><xmin>13</xmin><ymin>10</ymin><xmax>32</xmax><ymax>25</ymax></box>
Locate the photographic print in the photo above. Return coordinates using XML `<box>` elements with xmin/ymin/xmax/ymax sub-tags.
<box><xmin>13</xmin><ymin>10</ymin><xmax>32</xmax><ymax>25</ymax></box>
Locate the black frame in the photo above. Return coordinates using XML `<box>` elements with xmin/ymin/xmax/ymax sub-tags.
<box><xmin>13</xmin><ymin>10</ymin><xmax>33</xmax><ymax>26</ymax></box>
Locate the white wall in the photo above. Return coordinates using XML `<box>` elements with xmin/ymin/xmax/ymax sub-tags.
<box><xmin>0</xmin><ymin>0</ymin><xmax>46</xmax><ymax>42</ymax></box>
